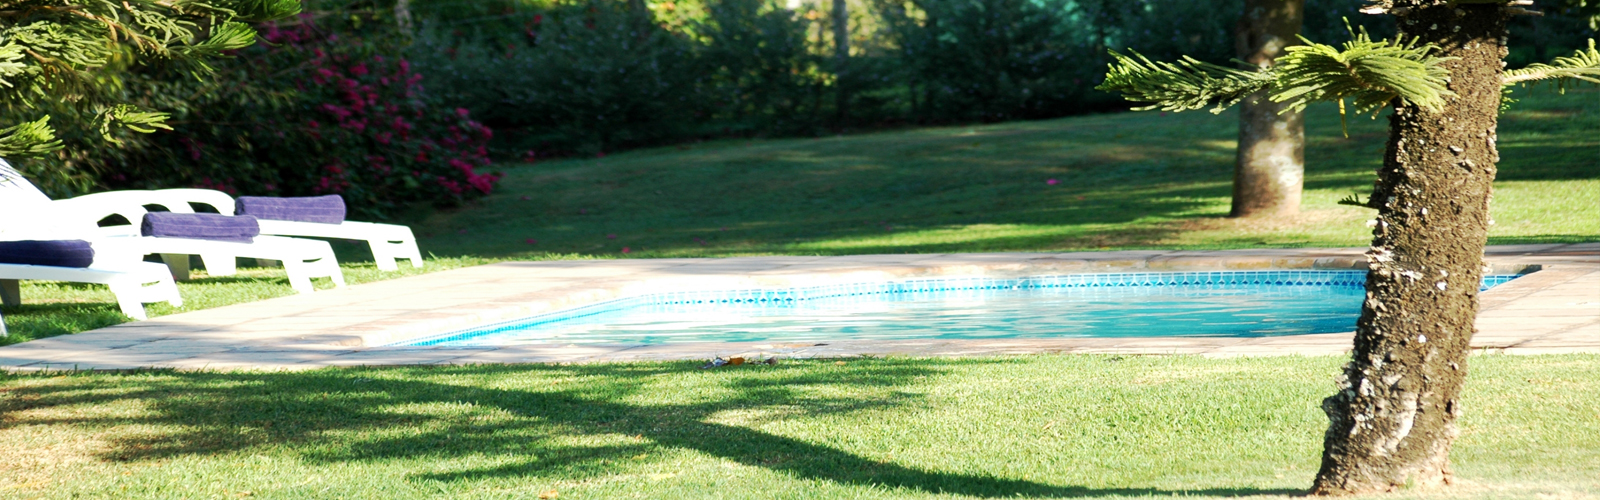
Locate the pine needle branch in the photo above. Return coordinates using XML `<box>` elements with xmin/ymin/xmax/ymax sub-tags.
<box><xmin>0</xmin><ymin>0</ymin><xmax>299</xmax><ymax>156</ymax></box>
<box><xmin>0</xmin><ymin>116</ymin><xmax>61</xmax><ymax>158</ymax></box>
<box><xmin>1503</xmin><ymin>39</ymin><xmax>1600</xmax><ymax>88</ymax></box>
<box><xmin>1270</xmin><ymin>29</ymin><xmax>1454</xmax><ymax>116</ymax></box>
<box><xmin>1096</xmin><ymin>50</ymin><xmax>1274</xmax><ymax>114</ymax></box>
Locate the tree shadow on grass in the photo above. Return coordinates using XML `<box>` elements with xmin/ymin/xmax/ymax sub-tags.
<box><xmin>0</xmin><ymin>360</ymin><xmax>1305</xmax><ymax>498</ymax></box>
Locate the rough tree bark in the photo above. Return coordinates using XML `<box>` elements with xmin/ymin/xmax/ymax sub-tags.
<box><xmin>1231</xmin><ymin>0</ymin><xmax>1306</xmax><ymax>218</ymax></box>
<box><xmin>1313</xmin><ymin>3</ymin><xmax>1508</xmax><ymax>494</ymax></box>
<box><xmin>833</xmin><ymin>0</ymin><xmax>850</xmax><ymax>124</ymax></box>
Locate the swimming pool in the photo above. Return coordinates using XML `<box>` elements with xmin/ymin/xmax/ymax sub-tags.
<box><xmin>402</xmin><ymin>270</ymin><xmax>1523</xmax><ymax>347</ymax></box>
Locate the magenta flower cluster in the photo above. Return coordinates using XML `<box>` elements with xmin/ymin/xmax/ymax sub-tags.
<box><xmin>253</xmin><ymin>17</ymin><xmax>500</xmax><ymax>206</ymax></box>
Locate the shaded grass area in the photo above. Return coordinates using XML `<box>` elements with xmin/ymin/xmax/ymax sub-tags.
<box><xmin>3</xmin><ymin>89</ymin><xmax>1596</xmax><ymax>342</ymax></box>
<box><xmin>1</xmin><ymin>354</ymin><xmax>1595</xmax><ymax>499</ymax></box>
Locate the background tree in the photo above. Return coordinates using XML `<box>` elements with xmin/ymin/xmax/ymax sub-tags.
<box><xmin>0</xmin><ymin>0</ymin><xmax>300</xmax><ymax>158</ymax></box>
<box><xmin>1099</xmin><ymin>0</ymin><xmax>1600</xmax><ymax>493</ymax></box>
<box><xmin>1233</xmin><ymin>0</ymin><xmax>1306</xmax><ymax>218</ymax></box>
<box><xmin>833</xmin><ymin>0</ymin><xmax>850</xmax><ymax>124</ymax></box>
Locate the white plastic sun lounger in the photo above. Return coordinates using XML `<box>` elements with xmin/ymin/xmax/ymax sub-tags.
<box><xmin>47</xmin><ymin>197</ymin><xmax>347</xmax><ymax>294</ymax></box>
<box><xmin>1</xmin><ymin>158</ymin><xmax>342</xmax><ymax>293</ymax></box>
<box><xmin>128</xmin><ymin>188</ymin><xmax>423</xmax><ymax>272</ymax></box>
<box><xmin>0</xmin><ymin>259</ymin><xmax>181</xmax><ymax>322</ymax></box>
<box><xmin>159</xmin><ymin>189</ymin><xmax>422</xmax><ymax>271</ymax></box>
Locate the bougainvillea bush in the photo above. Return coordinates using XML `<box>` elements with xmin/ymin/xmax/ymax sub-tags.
<box><xmin>6</xmin><ymin>9</ymin><xmax>498</xmax><ymax>219</ymax></box>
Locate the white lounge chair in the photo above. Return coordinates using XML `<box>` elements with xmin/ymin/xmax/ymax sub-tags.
<box><xmin>1</xmin><ymin>160</ymin><xmax>421</xmax><ymax>272</ymax></box>
<box><xmin>0</xmin><ymin>259</ymin><xmax>182</xmax><ymax>323</ymax></box>
<box><xmin>139</xmin><ymin>188</ymin><xmax>423</xmax><ymax>272</ymax></box>
<box><xmin>0</xmin><ymin>164</ymin><xmax>181</xmax><ymax>323</ymax></box>
<box><xmin>48</xmin><ymin>197</ymin><xmax>347</xmax><ymax>294</ymax></box>
<box><xmin>0</xmin><ymin>159</ymin><xmax>345</xmax><ymax>293</ymax></box>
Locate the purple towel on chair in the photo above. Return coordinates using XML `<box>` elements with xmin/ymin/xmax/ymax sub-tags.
<box><xmin>0</xmin><ymin>240</ymin><xmax>95</xmax><ymax>268</ymax></box>
<box><xmin>141</xmin><ymin>212</ymin><xmax>260</xmax><ymax>243</ymax></box>
<box><xmin>235</xmin><ymin>195</ymin><xmax>346</xmax><ymax>224</ymax></box>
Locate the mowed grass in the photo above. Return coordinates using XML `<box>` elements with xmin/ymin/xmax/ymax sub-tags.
<box><xmin>412</xmin><ymin>87</ymin><xmax>1600</xmax><ymax>258</ymax></box>
<box><xmin>1</xmin><ymin>354</ymin><xmax>1596</xmax><ymax>499</ymax></box>
<box><xmin>3</xmin><ymin>88</ymin><xmax>1596</xmax><ymax>343</ymax></box>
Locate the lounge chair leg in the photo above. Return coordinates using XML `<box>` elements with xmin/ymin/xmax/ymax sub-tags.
<box><xmin>106</xmin><ymin>279</ymin><xmax>150</xmax><ymax>320</ymax></box>
<box><xmin>200</xmin><ymin>253</ymin><xmax>237</xmax><ymax>276</ymax></box>
<box><xmin>160</xmin><ymin>254</ymin><xmax>191</xmax><ymax>281</ymax></box>
<box><xmin>0</xmin><ymin>279</ymin><xmax>18</xmax><ymax>307</ymax></box>
<box><xmin>370</xmin><ymin>240</ymin><xmax>399</xmax><ymax>272</ymax></box>
<box><xmin>406</xmin><ymin>244</ymin><xmax>424</xmax><ymax>268</ymax></box>
<box><xmin>329</xmin><ymin>261</ymin><xmax>347</xmax><ymax>287</ymax></box>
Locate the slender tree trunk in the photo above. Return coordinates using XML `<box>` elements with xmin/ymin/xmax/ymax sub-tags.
<box><xmin>1231</xmin><ymin>0</ymin><xmax>1305</xmax><ymax>218</ymax></box>
<box><xmin>394</xmin><ymin>0</ymin><xmax>414</xmax><ymax>37</ymax></box>
<box><xmin>833</xmin><ymin>0</ymin><xmax>850</xmax><ymax>124</ymax></box>
<box><xmin>1313</xmin><ymin>4</ymin><xmax>1508</xmax><ymax>494</ymax></box>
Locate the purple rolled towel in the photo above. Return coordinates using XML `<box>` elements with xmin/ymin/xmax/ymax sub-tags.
<box><xmin>0</xmin><ymin>240</ymin><xmax>95</xmax><ymax>268</ymax></box>
<box><xmin>235</xmin><ymin>195</ymin><xmax>346</xmax><ymax>224</ymax></box>
<box><xmin>141</xmin><ymin>212</ymin><xmax>260</xmax><ymax>243</ymax></box>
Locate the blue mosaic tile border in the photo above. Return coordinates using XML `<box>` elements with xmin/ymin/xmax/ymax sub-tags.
<box><xmin>398</xmin><ymin>270</ymin><xmax>1525</xmax><ymax>347</ymax></box>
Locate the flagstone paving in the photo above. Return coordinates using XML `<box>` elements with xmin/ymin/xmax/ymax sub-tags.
<box><xmin>3</xmin><ymin>244</ymin><xmax>1597</xmax><ymax>371</ymax></box>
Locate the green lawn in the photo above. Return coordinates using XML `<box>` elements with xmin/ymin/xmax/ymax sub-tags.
<box><xmin>1</xmin><ymin>354</ymin><xmax>1596</xmax><ymax>499</ymax></box>
<box><xmin>2</xmin><ymin>87</ymin><xmax>1596</xmax><ymax>342</ymax></box>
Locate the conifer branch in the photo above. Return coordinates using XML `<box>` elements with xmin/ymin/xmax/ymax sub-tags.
<box><xmin>1503</xmin><ymin>39</ymin><xmax>1600</xmax><ymax>87</ymax></box>
<box><xmin>0</xmin><ymin>0</ymin><xmax>299</xmax><ymax>156</ymax></box>
<box><xmin>1096</xmin><ymin>50</ymin><xmax>1274</xmax><ymax>114</ymax></box>
<box><xmin>0</xmin><ymin>115</ymin><xmax>60</xmax><ymax>157</ymax></box>
<box><xmin>1270</xmin><ymin>30</ymin><xmax>1453</xmax><ymax>116</ymax></box>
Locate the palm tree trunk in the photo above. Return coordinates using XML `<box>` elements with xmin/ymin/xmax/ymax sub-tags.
<box><xmin>1312</xmin><ymin>4</ymin><xmax>1508</xmax><ymax>494</ymax></box>
<box><xmin>1230</xmin><ymin>0</ymin><xmax>1305</xmax><ymax>218</ymax></box>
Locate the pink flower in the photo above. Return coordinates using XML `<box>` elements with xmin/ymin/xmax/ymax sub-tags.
<box><xmin>621</xmin><ymin>247</ymin><xmax>630</xmax><ymax>254</ymax></box>
<box><xmin>606</xmin><ymin>234</ymin><xmax>617</xmax><ymax>239</ymax></box>
<box><xmin>1046</xmin><ymin>178</ymin><xmax>1059</xmax><ymax>185</ymax></box>
<box><xmin>525</xmin><ymin>238</ymin><xmax>537</xmax><ymax>244</ymax></box>
<box><xmin>351</xmin><ymin>63</ymin><xmax>369</xmax><ymax>76</ymax></box>
<box><xmin>455</xmin><ymin>108</ymin><xmax>471</xmax><ymax>118</ymax></box>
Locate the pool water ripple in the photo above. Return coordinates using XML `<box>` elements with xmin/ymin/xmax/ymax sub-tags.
<box><xmin>403</xmin><ymin>271</ymin><xmax>1522</xmax><ymax>347</ymax></box>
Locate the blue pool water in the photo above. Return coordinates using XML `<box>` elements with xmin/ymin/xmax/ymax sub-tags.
<box><xmin>406</xmin><ymin>271</ymin><xmax>1522</xmax><ymax>347</ymax></box>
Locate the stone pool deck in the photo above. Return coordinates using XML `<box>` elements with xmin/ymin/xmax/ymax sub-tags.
<box><xmin>2</xmin><ymin>244</ymin><xmax>1597</xmax><ymax>371</ymax></box>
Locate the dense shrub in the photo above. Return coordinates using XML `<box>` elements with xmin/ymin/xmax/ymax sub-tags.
<box><xmin>4</xmin><ymin>8</ymin><xmax>498</xmax><ymax>218</ymax></box>
<box><xmin>414</xmin><ymin>2</ymin><xmax>707</xmax><ymax>155</ymax></box>
<box><xmin>413</xmin><ymin>0</ymin><xmax>832</xmax><ymax>155</ymax></box>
